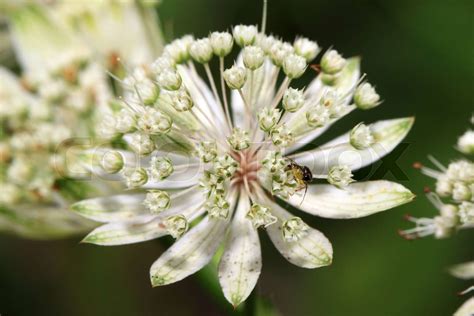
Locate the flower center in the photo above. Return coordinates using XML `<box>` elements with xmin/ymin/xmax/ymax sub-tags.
<box><xmin>231</xmin><ymin>149</ymin><xmax>261</xmax><ymax>188</ymax></box>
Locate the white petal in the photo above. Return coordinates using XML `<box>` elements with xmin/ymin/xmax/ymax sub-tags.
<box><xmin>81</xmin><ymin>218</ymin><xmax>167</xmax><ymax>245</ymax></box>
<box><xmin>218</xmin><ymin>193</ymin><xmax>261</xmax><ymax>307</ymax></box>
<box><xmin>454</xmin><ymin>297</ymin><xmax>474</xmax><ymax>316</ymax></box>
<box><xmin>178</xmin><ymin>65</ymin><xmax>227</xmax><ymax>131</ymax></box>
<box><xmin>0</xmin><ymin>204</ymin><xmax>94</xmax><ymax>239</ymax></box>
<box><xmin>72</xmin><ymin>194</ymin><xmax>148</xmax><ymax>222</ymax></box>
<box><xmin>265</xmin><ymin>200</ymin><xmax>333</xmax><ymax>268</ymax></box>
<box><xmin>285</xmin><ymin>57</ymin><xmax>361</xmax><ymax>153</ymax></box>
<box><xmin>150</xmin><ymin>191</ymin><xmax>237</xmax><ymax>286</ymax></box>
<box><xmin>231</xmin><ymin>57</ymin><xmax>276</xmax><ymax>128</ymax></box>
<box><xmin>450</xmin><ymin>261</ymin><xmax>474</xmax><ymax>280</ymax></box>
<box><xmin>287</xmin><ymin>180</ymin><xmax>415</xmax><ymax>219</ymax></box>
<box><xmin>293</xmin><ymin>117</ymin><xmax>414</xmax><ymax>176</ymax></box>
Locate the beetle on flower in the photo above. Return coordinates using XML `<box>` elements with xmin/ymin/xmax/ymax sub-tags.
<box><xmin>74</xmin><ymin>3</ymin><xmax>415</xmax><ymax>307</ymax></box>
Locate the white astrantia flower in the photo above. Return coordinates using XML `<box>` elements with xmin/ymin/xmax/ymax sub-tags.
<box><xmin>0</xmin><ymin>1</ymin><xmax>164</xmax><ymax>239</ymax></box>
<box><xmin>73</xmin><ymin>6</ymin><xmax>415</xmax><ymax>307</ymax></box>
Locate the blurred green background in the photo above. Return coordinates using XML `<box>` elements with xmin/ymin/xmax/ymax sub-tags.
<box><xmin>1</xmin><ymin>0</ymin><xmax>473</xmax><ymax>315</ymax></box>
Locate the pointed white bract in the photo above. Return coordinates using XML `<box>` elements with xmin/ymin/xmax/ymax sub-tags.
<box><xmin>72</xmin><ymin>6</ymin><xmax>415</xmax><ymax>306</ymax></box>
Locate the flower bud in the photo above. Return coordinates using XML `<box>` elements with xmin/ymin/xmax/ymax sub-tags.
<box><xmin>452</xmin><ymin>182</ymin><xmax>471</xmax><ymax>201</ymax></box>
<box><xmin>156</xmin><ymin>69</ymin><xmax>182</xmax><ymax>91</ymax></box>
<box><xmin>246</xmin><ymin>203</ymin><xmax>277</xmax><ymax>228</ymax></box>
<box><xmin>306</xmin><ymin>105</ymin><xmax>330</xmax><ymax>128</ymax></box>
<box><xmin>233</xmin><ymin>25</ymin><xmax>258</xmax><ymax>47</ymax></box>
<box><xmin>283</xmin><ymin>54</ymin><xmax>307</xmax><ymax>79</ymax></box>
<box><xmin>197</xmin><ymin>141</ymin><xmax>218</xmax><ymax>163</ymax></box>
<box><xmin>149</xmin><ymin>156</ymin><xmax>174</xmax><ymax>180</ymax></box>
<box><xmin>209</xmin><ymin>32</ymin><xmax>234</xmax><ymax>57</ymax></box>
<box><xmin>459</xmin><ymin>201</ymin><xmax>474</xmax><ymax>225</ymax></box>
<box><xmin>214</xmin><ymin>154</ymin><xmax>238</xmax><ymax>178</ymax></box>
<box><xmin>206</xmin><ymin>194</ymin><xmax>230</xmax><ymax>219</ymax></box>
<box><xmin>354</xmin><ymin>82</ymin><xmax>380</xmax><ymax>110</ymax></box>
<box><xmin>144</xmin><ymin>190</ymin><xmax>171</xmax><ymax>214</ymax></box>
<box><xmin>271</xmin><ymin>124</ymin><xmax>294</xmax><ymax>147</ymax></box>
<box><xmin>223</xmin><ymin>65</ymin><xmax>247</xmax><ymax>90</ymax></box>
<box><xmin>163</xmin><ymin>215</ymin><xmax>188</xmax><ymax>238</ymax></box>
<box><xmin>320</xmin><ymin>49</ymin><xmax>346</xmax><ymax>74</ymax></box>
<box><xmin>190</xmin><ymin>38</ymin><xmax>213</xmax><ymax>64</ymax></box>
<box><xmin>269</xmin><ymin>41</ymin><xmax>294</xmax><ymax>67</ymax></box>
<box><xmin>457</xmin><ymin>130</ymin><xmax>474</xmax><ymax>155</ymax></box>
<box><xmin>257</xmin><ymin>107</ymin><xmax>281</xmax><ymax>132</ymax></box>
<box><xmin>124</xmin><ymin>167</ymin><xmax>148</xmax><ymax>188</ymax></box>
<box><xmin>151</xmin><ymin>56</ymin><xmax>176</xmax><ymax>75</ymax></box>
<box><xmin>283</xmin><ymin>88</ymin><xmax>305</xmax><ymax>112</ymax></box>
<box><xmin>282</xmin><ymin>217</ymin><xmax>309</xmax><ymax>242</ymax></box>
<box><xmin>257</xmin><ymin>34</ymin><xmax>277</xmax><ymax>54</ymax></box>
<box><xmin>435</xmin><ymin>176</ymin><xmax>453</xmax><ymax>197</ymax></box>
<box><xmin>100</xmin><ymin>150</ymin><xmax>124</xmax><ymax>174</ymax></box>
<box><xmin>328</xmin><ymin>165</ymin><xmax>354</xmax><ymax>188</ymax></box>
<box><xmin>164</xmin><ymin>36</ymin><xmax>193</xmax><ymax>63</ymax></box>
<box><xmin>0</xmin><ymin>183</ymin><xmax>21</xmax><ymax>205</ymax></box>
<box><xmin>293</xmin><ymin>37</ymin><xmax>320</xmax><ymax>62</ymax></box>
<box><xmin>200</xmin><ymin>170</ymin><xmax>225</xmax><ymax>194</ymax></box>
<box><xmin>227</xmin><ymin>127</ymin><xmax>250</xmax><ymax>150</ymax></box>
<box><xmin>115</xmin><ymin>109</ymin><xmax>136</xmax><ymax>134</ymax></box>
<box><xmin>128</xmin><ymin>132</ymin><xmax>155</xmax><ymax>156</ymax></box>
<box><xmin>169</xmin><ymin>89</ymin><xmax>194</xmax><ymax>112</ymax></box>
<box><xmin>350</xmin><ymin>123</ymin><xmax>375</xmax><ymax>149</ymax></box>
<box><xmin>137</xmin><ymin>107</ymin><xmax>172</xmax><ymax>134</ymax></box>
<box><xmin>243</xmin><ymin>46</ymin><xmax>265</xmax><ymax>70</ymax></box>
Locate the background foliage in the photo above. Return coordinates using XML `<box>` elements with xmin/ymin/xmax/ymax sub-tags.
<box><xmin>0</xmin><ymin>0</ymin><xmax>472</xmax><ymax>315</ymax></box>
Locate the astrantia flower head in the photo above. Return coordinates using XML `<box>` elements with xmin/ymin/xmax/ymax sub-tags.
<box><xmin>74</xmin><ymin>3</ymin><xmax>414</xmax><ymax>307</ymax></box>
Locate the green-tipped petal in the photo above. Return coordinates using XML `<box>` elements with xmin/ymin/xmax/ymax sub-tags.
<box><xmin>266</xmin><ymin>201</ymin><xmax>333</xmax><ymax>268</ymax></box>
<box><xmin>287</xmin><ymin>180</ymin><xmax>415</xmax><ymax>219</ymax></box>
<box><xmin>218</xmin><ymin>194</ymin><xmax>261</xmax><ymax>307</ymax></box>
<box><xmin>293</xmin><ymin>117</ymin><xmax>414</xmax><ymax>176</ymax></box>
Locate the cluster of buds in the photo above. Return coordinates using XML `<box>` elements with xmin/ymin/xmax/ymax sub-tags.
<box><xmin>401</xmin><ymin>118</ymin><xmax>474</xmax><ymax>239</ymax></box>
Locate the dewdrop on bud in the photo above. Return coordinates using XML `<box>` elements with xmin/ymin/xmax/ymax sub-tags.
<box><xmin>209</xmin><ymin>32</ymin><xmax>234</xmax><ymax>57</ymax></box>
<box><xmin>350</xmin><ymin>123</ymin><xmax>375</xmax><ymax>149</ymax></box>
<box><xmin>144</xmin><ymin>190</ymin><xmax>171</xmax><ymax>214</ymax></box>
<box><xmin>282</xmin><ymin>217</ymin><xmax>309</xmax><ymax>242</ymax></box>
<box><xmin>137</xmin><ymin>107</ymin><xmax>172</xmax><ymax>134</ymax></box>
<box><xmin>257</xmin><ymin>107</ymin><xmax>281</xmax><ymax>132</ymax></box>
<box><xmin>354</xmin><ymin>82</ymin><xmax>381</xmax><ymax>110</ymax></box>
<box><xmin>233</xmin><ymin>25</ymin><xmax>258</xmax><ymax>47</ymax></box>
<box><xmin>243</xmin><ymin>46</ymin><xmax>265</xmax><ymax>70</ymax></box>
<box><xmin>246</xmin><ymin>204</ymin><xmax>277</xmax><ymax>228</ymax></box>
<box><xmin>197</xmin><ymin>141</ymin><xmax>218</xmax><ymax>163</ymax></box>
<box><xmin>151</xmin><ymin>56</ymin><xmax>175</xmax><ymax>75</ymax></box>
<box><xmin>163</xmin><ymin>215</ymin><xmax>188</xmax><ymax>238</ymax></box>
<box><xmin>306</xmin><ymin>105</ymin><xmax>330</xmax><ymax>128</ymax></box>
<box><xmin>223</xmin><ymin>66</ymin><xmax>247</xmax><ymax>90</ymax></box>
<box><xmin>452</xmin><ymin>182</ymin><xmax>471</xmax><ymax>201</ymax></box>
<box><xmin>100</xmin><ymin>150</ymin><xmax>124</xmax><ymax>174</ymax></box>
<box><xmin>169</xmin><ymin>89</ymin><xmax>194</xmax><ymax>111</ymax></box>
<box><xmin>227</xmin><ymin>128</ymin><xmax>250</xmax><ymax>150</ymax></box>
<box><xmin>124</xmin><ymin>167</ymin><xmax>148</xmax><ymax>188</ymax></box>
<box><xmin>190</xmin><ymin>38</ymin><xmax>213</xmax><ymax>64</ymax></box>
<box><xmin>164</xmin><ymin>36</ymin><xmax>193</xmax><ymax>63</ymax></box>
<box><xmin>321</xmin><ymin>49</ymin><xmax>346</xmax><ymax>74</ymax></box>
<box><xmin>149</xmin><ymin>156</ymin><xmax>174</xmax><ymax>180</ymax></box>
<box><xmin>283</xmin><ymin>54</ymin><xmax>307</xmax><ymax>79</ymax></box>
<box><xmin>271</xmin><ymin>124</ymin><xmax>294</xmax><ymax>147</ymax></box>
<box><xmin>283</xmin><ymin>88</ymin><xmax>305</xmax><ymax>112</ymax></box>
<box><xmin>328</xmin><ymin>165</ymin><xmax>354</xmax><ymax>189</ymax></box>
<box><xmin>128</xmin><ymin>133</ymin><xmax>155</xmax><ymax>156</ymax></box>
<box><xmin>206</xmin><ymin>194</ymin><xmax>230</xmax><ymax>219</ymax></box>
<box><xmin>156</xmin><ymin>69</ymin><xmax>182</xmax><ymax>91</ymax></box>
<box><xmin>457</xmin><ymin>130</ymin><xmax>474</xmax><ymax>155</ymax></box>
<box><xmin>293</xmin><ymin>37</ymin><xmax>320</xmax><ymax>62</ymax></box>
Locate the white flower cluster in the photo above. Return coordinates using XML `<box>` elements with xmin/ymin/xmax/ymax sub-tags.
<box><xmin>401</xmin><ymin>119</ymin><xmax>474</xmax><ymax>239</ymax></box>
